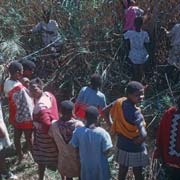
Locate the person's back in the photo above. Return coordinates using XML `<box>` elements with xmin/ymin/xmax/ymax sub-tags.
<box><xmin>71</xmin><ymin>106</ymin><xmax>112</xmax><ymax>180</ymax></box>
<box><xmin>71</xmin><ymin>126</ymin><xmax>111</xmax><ymax>180</ymax></box>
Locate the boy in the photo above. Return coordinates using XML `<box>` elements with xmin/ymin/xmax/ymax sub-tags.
<box><xmin>4</xmin><ymin>61</ymin><xmax>34</xmax><ymax>163</ymax></box>
<box><xmin>103</xmin><ymin>81</ymin><xmax>148</xmax><ymax>180</ymax></box>
<box><xmin>154</xmin><ymin>97</ymin><xmax>180</xmax><ymax>180</ymax></box>
<box><xmin>49</xmin><ymin>100</ymin><xmax>84</xmax><ymax>180</ymax></box>
<box><xmin>75</xmin><ymin>74</ymin><xmax>106</xmax><ymax>120</ymax></box>
<box><xmin>124</xmin><ymin>17</ymin><xmax>150</xmax><ymax>82</ymax></box>
<box><xmin>71</xmin><ymin>106</ymin><xmax>112</xmax><ymax>180</ymax></box>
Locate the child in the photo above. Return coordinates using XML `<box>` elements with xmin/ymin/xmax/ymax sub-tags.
<box><xmin>104</xmin><ymin>81</ymin><xmax>148</xmax><ymax>180</ymax></box>
<box><xmin>75</xmin><ymin>74</ymin><xmax>106</xmax><ymax>120</ymax></box>
<box><xmin>123</xmin><ymin>0</ymin><xmax>144</xmax><ymax>32</ymax></box>
<box><xmin>124</xmin><ymin>17</ymin><xmax>150</xmax><ymax>82</ymax></box>
<box><xmin>71</xmin><ymin>106</ymin><xmax>112</xmax><ymax>180</ymax></box>
<box><xmin>3</xmin><ymin>61</ymin><xmax>34</xmax><ymax>163</ymax></box>
<box><xmin>0</xmin><ymin>99</ymin><xmax>17</xmax><ymax>179</ymax></box>
<box><xmin>19</xmin><ymin>59</ymin><xmax>36</xmax><ymax>79</ymax></box>
<box><xmin>29</xmin><ymin>78</ymin><xmax>58</xmax><ymax>180</ymax></box>
<box><xmin>154</xmin><ymin>97</ymin><xmax>180</xmax><ymax>180</ymax></box>
<box><xmin>49</xmin><ymin>100</ymin><xmax>84</xmax><ymax>180</ymax></box>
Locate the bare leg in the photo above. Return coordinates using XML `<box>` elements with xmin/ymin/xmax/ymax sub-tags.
<box><xmin>38</xmin><ymin>164</ymin><xmax>46</xmax><ymax>180</ymax></box>
<box><xmin>14</xmin><ymin>128</ymin><xmax>23</xmax><ymax>163</ymax></box>
<box><xmin>118</xmin><ymin>165</ymin><xmax>128</xmax><ymax>180</ymax></box>
<box><xmin>24</xmin><ymin>129</ymin><xmax>33</xmax><ymax>153</ymax></box>
<box><xmin>133</xmin><ymin>167</ymin><xmax>144</xmax><ymax>180</ymax></box>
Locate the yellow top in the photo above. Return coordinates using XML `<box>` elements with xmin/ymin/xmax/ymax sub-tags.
<box><xmin>110</xmin><ymin>97</ymin><xmax>145</xmax><ymax>139</ymax></box>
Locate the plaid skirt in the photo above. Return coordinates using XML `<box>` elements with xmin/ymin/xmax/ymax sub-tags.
<box><xmin>115</xmin><ymin>148</ymin><xmax>149</xmax><ymax>167</ymax></box>
<box><xmin>33</xmin><ymin>130</ymin><xmax>58</xmax><ymax>165</ymax></box>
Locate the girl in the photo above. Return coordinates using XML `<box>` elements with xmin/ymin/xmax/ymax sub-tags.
<box><xmin>29</xmin><ymin>78</ymin><xmax>58</xmax><ymax>180</ymax></box>
<box><xmin>124</xmin><ymin>17</ymin><xmax>150</xmax><ymax>82</ymax></box>
<box><xmin>104</xmin><ymin>81</ymin><xmax>149</xmax><ymax>180</ymax></box>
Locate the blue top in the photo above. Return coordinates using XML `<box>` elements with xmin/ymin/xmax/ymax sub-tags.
<box><xmin>76</xmin><ymin>86</ymin><xmax>106</xmax><ymax>108</ymax></box>
<box><xmin>70</xmin><ymin>126</ymin><xmax>112</xmax><ymax>180</ymax></box>
<box><xmin>117</xmin><ymin>99</ymin><xmax>146</xmax><ymax>152</ymax></box>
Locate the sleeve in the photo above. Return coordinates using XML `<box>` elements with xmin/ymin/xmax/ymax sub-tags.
<box><xmin>123</xmin><ymin>31</ymin><xmax>130</xmax><ymax>40</ymax></box>
<box><xmin>101</xmin><ymin>130</ymin><xmax>113</xmax><ymax>153</ymax></box>
<box><xmin>144</xmin><ymin>32</ymin><xmax>150</xmax><ymax>43</ymax></box>
<box><xmin>76</xmin><ymin>87</ymin><xmax>86</xmax><ymax>103</ymax></box>
<box><xmin>38</xmin><ymin>109</ymin><xmax>52</xmax><ymax>133</ymax></box>
<box><xmin>134</xmin><ymin>110</ymin><xmax>144</xmax><ymax>126</ymax></box>
<box><xmin>32</xmin><ymin>23</ymin><xmax>42</xmax><ymax>33</ymax></box>
<box><xmin>99</xmin><ymin>94</ymin><xmax>107</xmax><ymax>109</ymax></box>
<box><xmin>70</xmin><ymin>129</ymin><xmax>79</xmax><ymax>148</ymax></box>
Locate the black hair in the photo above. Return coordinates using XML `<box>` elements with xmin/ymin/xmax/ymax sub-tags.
<box><xmin>8</xmin><ymin>61</ymin><xmax>23</xmax><ymax>75</ymax></box>
<box><xmin>19</xmin><ymin>59</ymin><xmax>36</xmax><ymax>71</ymax></box>
<box><xmin>125</xmin><ymin>81</ymin><xmax>144</xmax><ymax>95</ymax></box>
<box><xmin>60</xmin><ymin>100</ymin><xmax>74</xmax><ymax>112</ymax></box>
<box><xmin>86</xmin><ymin>106</ymin><xmax>99</xmax><ymax>125</ymax></box>
<box><xmin>134</xmin><ymin>16</ymin><xmax>143</xmax><ymax>29</ymax></box>
<box><xmin>29</xmin><ymin>78</ymin><xmax>44</xmax><ymax>90</ymax></box>
<box><xmin>90</xmin><ymin>74</ymin><xmax>102</xmax><ymax>88</ymax></box>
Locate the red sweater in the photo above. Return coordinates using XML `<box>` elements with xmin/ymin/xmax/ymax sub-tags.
<box><xmin>155</xmin><ymin>107</ymin><xmax>180</xmax><ymax>168</ymax></box>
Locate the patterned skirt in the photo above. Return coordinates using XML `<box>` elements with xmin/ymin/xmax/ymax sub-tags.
<box><xmin>115</xmin><ymin>148</ymin><xmax>149</xmax><ymax>167</ymax></box>
<box><xmin>33</xmin><ymin>130</ymin><xmax>58</xmax><ymax>165</ymax></box>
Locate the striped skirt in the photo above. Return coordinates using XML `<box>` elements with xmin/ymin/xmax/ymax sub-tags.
<box><xmin>115</xmin><ymin>148</ymin><xmax>149</xmax><ymax>167</ymax></box>
<box><xmin>33</xmin><ymin>130</ymin><xmax>58</xmax><ymax>165</ymax></box>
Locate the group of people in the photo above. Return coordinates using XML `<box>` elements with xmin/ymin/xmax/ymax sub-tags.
<box><xmin>0</xmin><ymin>60</ymin><xmax>180</xmax><ymax>180</ymax></box>
<box><xmin>0</xmin><ymin>1</ymin><xmax>180</xmax><ymax>180</ymax></box>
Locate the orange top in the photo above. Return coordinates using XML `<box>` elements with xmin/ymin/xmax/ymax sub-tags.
<box><xmin>110</xmin><ymin>97</ymin><xmax>145</xmax><ymax>139</ymax></box>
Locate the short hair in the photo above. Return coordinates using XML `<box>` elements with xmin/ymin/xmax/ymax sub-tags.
<box><xmin>19</xmin><ymin>59</ymin><xmax>36</xmax><ymax>71</ymax></box>
<box><xmin>85</xmin><ymin>106</ymin><xmax>99</xmax><ymax>123</ymax></box>
<box><xmin>90</xmin><ymin>74</ymin><xmax>102</xmax><ymax>88</ymax></box>
<box><xmin>29</xmin><ymin>78</ymin><xmax>44</xmax><ymax>90</ymax></box>
<box><xmin>8</xmin><ymin>61</ymin><xmax>23</xmax><ymax>75</ymax></box>
<box><xmin>60</xmin><ymin>100</ymin><xmax>74</xmax><ymax>112</ymax></box>
<box><xmin>125</xmin><ymin>81</ymin><xmax>144</xmax><ymax>95</ymax></box>
<box><xmin>134</xmin><ymin>16</ymin><xmax>143</xmax><ymax>28</ymax></box>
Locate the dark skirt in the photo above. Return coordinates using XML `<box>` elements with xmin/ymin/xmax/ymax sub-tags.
<box><xmin>33</xmin><ymin>130</ymin><xmax>58</xmax><ymax>165</ymax></box>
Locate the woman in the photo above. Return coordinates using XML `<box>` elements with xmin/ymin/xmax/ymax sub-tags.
<box><xmin>29</xmin><ymin>78</ymin><xmax>58</xmax><ymax>180</ymax></box>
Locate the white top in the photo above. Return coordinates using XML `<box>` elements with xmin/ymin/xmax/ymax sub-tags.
<box><xmin>4</xmin><ymin>78</ymin><xmax>21</xmax><ymax>97</ymax></box>
<box><xmin>124</xmin><ymin>30</ymin><xmax>150</xmax><ymax>64</ymax></box>
<box><xmin>32</xmin><ymin>20</ymin><xmax>62</xmax><ymax>46</ymax></box>
<box><xmin>168</xmin><ymin>24</ymin><xmax>180</xmax><ymax>47</ymax></box>
<box><xmin>0</xmin><ymin>102</ymin><xmax>11</xmax><ymax>150</ymax></box>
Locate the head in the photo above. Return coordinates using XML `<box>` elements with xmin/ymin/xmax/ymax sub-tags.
<box><xmin>125</xmin><ymin>81</ymin><xmax>144</xmax><ymax>104</ymax></box>
<box><xmin>43</xmin><ymin>10</ymin><xmax>51</xmax><ymax>23</ymax></box>
<box><xmin>134</xmin><ymin>16</ymin><xmax>143</xmax><ymax>31</ymax></box>
<box><xmin>90</xmin><ymin>74</ymin><xmax>102</xmax><ymax>90</ymax></box>
<box><xmin>128</xmin><ymin>0</ymin><xmax>136</xmax><ymax>7</ymax></box>
<box><xmin>85</xmin><ymin>106</ymin><xmax>99</xmax><ymax>127</ymax></box>
<box><xmin>20</xmin><ymin>60</ymin><xmax>36</xmax><ymax>79</ymax></box>
<box><xmin>21</xmin><ymin>77</ymin><xmax>30</xmax><ymax>89</ymax></box>
<box><xmin>29</xmin><ymin>78</ymin><xmax>43</xmax><ymax>99</ymax></box>
<box><xmin>60</xmin><ymin>100</ymin><xmax>74</xmax><ymax>121</ymax></box>
<box><xmin>8</xmin><ymin>61</ymin><xmax>23</xmax><ymax>80</ymax></box>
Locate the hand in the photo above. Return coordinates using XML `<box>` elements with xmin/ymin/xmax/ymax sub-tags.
<box><xmin>33</xmin><ymin>122</ymin><xmax>41</xmax><ymax>129</ymax></box>
<box><xmin>133</xmin><ymin>136</ymin><xmax>145</xmax><ymax>144</ymax></box>
<box><xmin>0</xmin><ymin>129</ymin><xmax>5</xmax><ymax>138</ymax></box>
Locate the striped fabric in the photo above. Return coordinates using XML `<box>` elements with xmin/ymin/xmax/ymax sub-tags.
<box><xmin>116</xmin><ymin>148</ymin><xmax>149</xmax><ymax>167</ymax></box>
<box><xmin>33</xmin><ymin>130</ymin><xmax>58</xmax><ymax>165</ymax></box>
